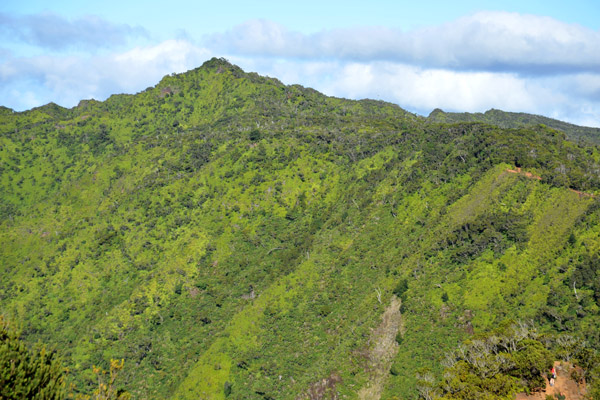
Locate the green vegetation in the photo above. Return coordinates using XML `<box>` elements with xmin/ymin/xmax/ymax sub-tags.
<box><xmin>427</xmin><ymin>108</ymin><xmax>600</xmax><ymax>145</ymax></box>
<box><xmin>438</xmin><ymin>323</ymin><xmax>553</xmax><ymax>399</ymax></box>
<box><xmin>79</xmin><ymin>359</ymin><xmax>131</xmax><ymax>400</ymax></box>
<box><xmin>0</xmin><ymin>316</ymin><xmax>66</xmax><ymax>399</ymax></box>
<box><xmin>1</xmin><ymin>58</ymin><xmax>600</xmax><ymax>399</ymax></box>
<box><xmin>416</xmin><ymin>322</ymin><xmax>600</xmax><ymax>400</ymax></box>
<box><xmin>1</xmin><ymin>315</ymin><xmax>130</xmax><ymax>399</ymax></box>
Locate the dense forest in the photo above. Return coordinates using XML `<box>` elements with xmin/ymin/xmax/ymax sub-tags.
<box><xmin>427</xmin><ymin>108</ymin><xmax>600</xmax><ymax>146</ymax></box>
<box><xmin>1</xmin><ymin>58</ymin><xmax>600</xmax><ymax>399</ymax></box>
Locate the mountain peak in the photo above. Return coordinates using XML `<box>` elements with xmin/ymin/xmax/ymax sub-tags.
<box><xmin>0</xmin><ymin>105</ymin><xmax>14</xmax><ymax>115</ymax></box>
<box><xmin>200</xmin><ymin>57</ymin><xmax>234</xmax><ymax>70</ymax></box>
<box><xmin>187</xmin><ymin>57</ymin><xmax>247</xmax><ymax>79</ymax></box>
<box><xmin>428</xmin><ymin>108</ymin><xmax>446</xmax><ymax>117</ymax></box>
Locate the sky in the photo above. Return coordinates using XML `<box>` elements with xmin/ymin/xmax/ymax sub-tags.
<box><xmin>1</xmin><ymin>1</ymin><xmax>600</xmax><ymax>127</ymax></box>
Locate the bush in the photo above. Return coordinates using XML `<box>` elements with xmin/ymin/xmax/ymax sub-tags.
<box><xmin>224</xmin><ymin>381</ymin><xmax>232</xmax><ymax>397</ymax></box>
<box><xmin>249</xmin><ymin>129</ymin><xmax>261</xmax><ymax>142</ymax></box>
<box><xmin>441</xmin><ymin>292</ymin><xmax>449</xmax><ymax>303</ymax></box>
<box><xmin>393</xmin><ymin>279</ymin><xmax>408</xmax><ymax>299</ymax></box>
<box><xmin>395</xmin><ymin>331</ymin><xmax>404</xmax><ymax>345</ymax></box>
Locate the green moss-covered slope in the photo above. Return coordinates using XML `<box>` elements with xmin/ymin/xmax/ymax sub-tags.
<box><xmin>2</xmin><ymin>58</ymin><xmax>600</xmax><ymax>399</ymax></box>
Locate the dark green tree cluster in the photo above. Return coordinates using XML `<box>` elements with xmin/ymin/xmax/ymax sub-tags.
<box><xmin>437</xmin><ymin>323</ymin><xmax>553</xmax><ymax>399</ymax></box>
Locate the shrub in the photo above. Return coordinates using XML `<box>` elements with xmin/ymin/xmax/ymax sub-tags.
<box><xmin>393</xmin><ymin>279</ymin><xmax>408</xmax><ymax>299</ymax></box>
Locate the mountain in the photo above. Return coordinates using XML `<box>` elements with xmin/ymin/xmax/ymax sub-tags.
<box><xmin>427</xmin><ymin>108</ymin><xmax>600</xmax><ymax>145</ymax></box>
<box><xmin>1</xmin><ymin>58</ymin><xmax>600</xmax><ymax>399</ymax></box>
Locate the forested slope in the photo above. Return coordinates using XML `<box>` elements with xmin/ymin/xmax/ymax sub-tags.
<box><xmin>1</xmin><ymin>58</ymin><xmax>600</xmax><ymax>399</ymax></box>
<box><xmin>427</xmin><ymin>108</ymin><xmax>600</xmax><ymax>145</ymax></box>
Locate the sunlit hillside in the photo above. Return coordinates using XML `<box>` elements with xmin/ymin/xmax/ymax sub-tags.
<box><xmin>1</xmin><ymin>59</ymin><xmax>599</xmax><ymax>400</ymax></box>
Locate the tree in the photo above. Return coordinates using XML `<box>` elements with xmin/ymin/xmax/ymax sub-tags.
<box><xmin>416</xmin><ymin>370</ymin><xmax>439</xmax><ymax>400</ymax></box>
<box><xmin>511</xmin><ymin>339</ymin><xmax>553</xmax><ymax>391</ymax></box>
<box><xmin>77</xmin><ymin>359</ymin><xmax>131</xmax><ymax>400</ymax></box>
<box><xmin>0</xmin><ymin>316</ymin><xmax>66</xmax><ymax>400</ymax></box>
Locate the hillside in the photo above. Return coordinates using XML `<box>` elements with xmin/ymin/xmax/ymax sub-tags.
<box><xmin>427</xmin><ymin>108</ymin><xmax>600</xmax><ymax>145</ymax></box>
<box><xmin>2</xmin><ymin>58</ymin><xmax>600</xmax><ymax>400</ymax></box>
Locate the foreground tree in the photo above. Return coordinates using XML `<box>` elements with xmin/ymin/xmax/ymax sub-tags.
<box><xmin>1</xmin><ymin>316</ymin><xmax>130</xmax><ymax>400</ymax></box>
<box><xmin>0</xmin><ymin>316</ymin><xmax>66</xmax><ymax>399</ymax></box>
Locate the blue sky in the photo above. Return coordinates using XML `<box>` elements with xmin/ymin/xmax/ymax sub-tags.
<box><xmin>2</xmin><ymin>0</ymin><xmax>600</xmax><ymax>126</ymax></box>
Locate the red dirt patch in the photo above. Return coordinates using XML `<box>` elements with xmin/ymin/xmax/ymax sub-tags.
<box><xmin>506</xmin><ymin>167</ymin><xmax>542</xmax><ymax>180</ymax></box>
<box><xmin>515</xmin><ymin>361</ymin><xmax>586</xmax><ymax>400</ymax></box>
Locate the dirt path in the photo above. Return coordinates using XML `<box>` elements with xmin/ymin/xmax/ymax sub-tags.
<box><xmin>357</xmin><ymin>296</ymin><xmax>404</xmax><ymax>400</ymax></box>
<box><xmin>515</xmin><ymin>361</ymin><xmax>586</xmax><ymax>400</ymax></box>
<box><xmin>568</xmin><ymin>188</ymin><xmax>595</xmax><ymax>198</ymax></box>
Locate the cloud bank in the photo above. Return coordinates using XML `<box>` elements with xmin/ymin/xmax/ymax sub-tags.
<box><xmin>1</xmin><ymin>11</ymin><xmax>599</xmax><ymax>127</ymax></box>
<box><xmin>0</xmin><ymin>12</ymin><xmax>147</xmax><ymax>50</ymax></box>
<box><xmin>208</xmin><ymin>12</ymin><xmax>600</xmax><ymax>75</ymax></box>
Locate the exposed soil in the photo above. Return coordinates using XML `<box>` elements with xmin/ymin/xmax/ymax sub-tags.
<box><xmin>506</xmin><ymin>167</ymin><xmax>542</xmax><ymax>180</ymax></box>
<box><xmin>357</xmin><ymin>296</ymin><xmax>404</xmax><ymax>400</ymax></box>
<box><xmin>568</xmin><ymin>188</ymin><xmax>595</xmax><ymax>198</ymax></box>
<box><xmin>506</xmin><ymin>167</ymin><xmax>595</xmax><ymax>198</ymax></box>
<box><xmin>304</xmin><ymin>372</ymin><xmax>342</xmax><ymax>400</ymax></box>
<box><xmin>515</xmin><ymin>361</ymin><xmax>586</xmax><ymax>400</ymax></box>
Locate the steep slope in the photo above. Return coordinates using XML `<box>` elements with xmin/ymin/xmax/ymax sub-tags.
<box><xmin>2</xmin><ymin>58</ymin><xmax>600</xmax><ymax>399</ymax></box>
<box><xmin>427</xmin><ymin>108</ymin><xmax>600</xmax><ymax>145</ymax></box>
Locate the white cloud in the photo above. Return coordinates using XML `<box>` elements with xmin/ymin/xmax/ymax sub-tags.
<box><xmin>207</xmin><ymin>12</ymin><xmax>600</xmax><ymax>74</ymax></box>
<box><xmin>568</xmin><ymin>73</ymin><xmax>600</xmax><ymax>102</ymax></box>
<box><xmin>208</xmin><ymin>20</ymin><xmax>302</xmax><ymax>56</ymax></box>
<box><xmin>0</xmin><ymin>12</ymin><xmax>147</xmax><ymax>51</ymax></box>
<box><xmin>245</xmin><ymin>60</ymin><xmax>539</xmax><ymax>112</ymax></box>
